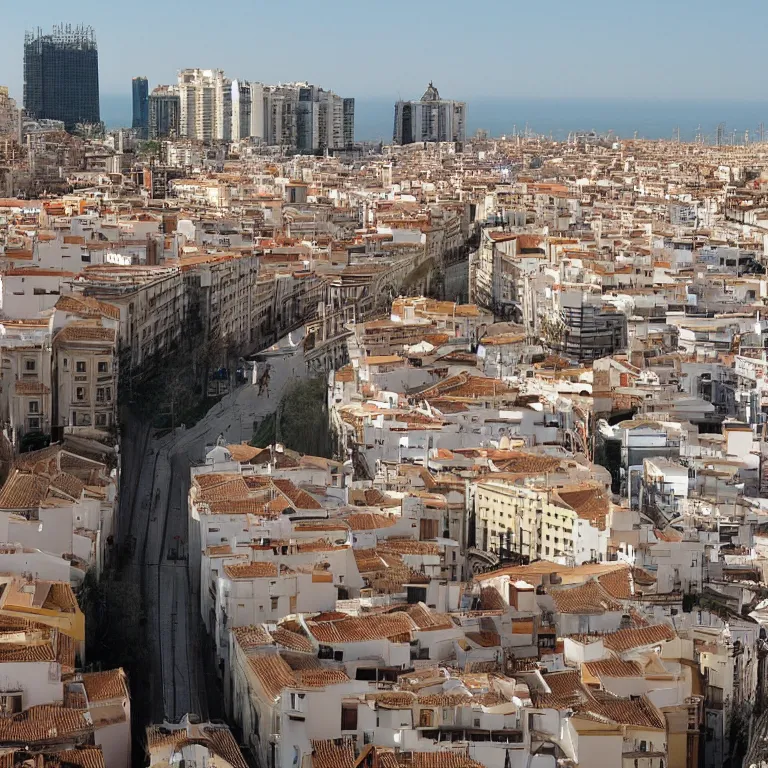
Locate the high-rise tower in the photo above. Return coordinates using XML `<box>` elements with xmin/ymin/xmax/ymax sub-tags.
<box><xmin>24</xmin><ymin>25</ymin><xmax>100</xmax><ymax>130</ymax></box>
<box><xmin>393</xmin><ymin>82</ymin><xmax>465</xmax><ymax>145</ymax></box>
<box><xmin>132</xmin><ymin>77</ymin><xmax>149</xmax><ymax>138</ymax></box>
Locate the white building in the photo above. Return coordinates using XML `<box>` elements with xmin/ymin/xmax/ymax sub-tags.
<box><xmin>393</xmin><ymin>83</ymin><xmax>466</xmax><ymax>145</ymax></box>
<box><xmin>178</xmin><ymin>68</ymin><xmax>231</xmax><ymax>142</ymax></box>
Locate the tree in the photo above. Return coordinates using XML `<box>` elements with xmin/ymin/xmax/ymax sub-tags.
<box><xmin>252</xmin><ymin>377</ymin><xmax>332</xmax><ymax>458</ymax></box>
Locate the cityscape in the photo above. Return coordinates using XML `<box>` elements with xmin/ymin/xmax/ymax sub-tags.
<box><xmin>2</xmin><ymin>6</ymin><xmax>768</xmax><ymax>768</ymax></box>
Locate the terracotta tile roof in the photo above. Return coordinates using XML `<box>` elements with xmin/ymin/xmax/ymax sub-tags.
<box><xmin>311</xmin><ymin>739</ymin><xmax>356</xmax><ymax>768</ymax></box>
<box><xmin>353</xmin><ymin>548</ymin><xmax>388</xmax><ymax>573</ymax></box>
<box><xmin>272</xmin><ymin>627</ymin><xmax>313</xmax><ymax>653</ymax></box>
<box><xmin>306</xmin><ymin>612</ymin><xmax>416</xmax><ymax>644</ymax></box>
<box><xmin>194</xmin><ymin>472</ymin><xmax>236</xmax><ymax>490</ymax></box>
<box><xmin>201</xmin><ymin>728</ymin><xmax>249</xmax><ymax>768</ymax></box>
<box><xmin>294</xmin><ymin>668</ymin><xmax>350</xmax><ymax>687</ymax></box>
<box><xmin>80</xmin><ymin>668</ymin><xmax>129</xmax><ymax>701</ymax></box>
<box><xmin>365</xmin><ymin>691</ymin><xmax>417</xmax><ymax>708</ymax></box>
<box><xmin>56</xmin><ymin>631</ymin><xmax>75</xmax><ymax>672</ymax></box>
<box><xmin>582</xmin><ymin>696</ymin><xmax>665</xmax><ymax>730</ymax></box>
<box><xmin>583</xmin><ymin>659</ymin><xmax>644</xmax><ymax>679</ymax></box>
<box><xmin>465</xmin><ymin>630</ymin><xmax>501</xmax><ymax>648</ymax></box>
<box><xmin>480</xmin><ymin>586</ymin><xmax>507</xmax><ymax>610</ymax></box>
<box><xmin>54</xmin><ymin>325</ymin><xmax>116</xmax><ymax>344</ymax></box>
<box><xmin>427</xmin><ymin>398</ymin><xmax>470</xmax><ymax>414</ymax></box>
<box><xmin>0</xmin><ymin>705</ymin><xmax>92</xmax><ymax>743</ymax></box>
<box><xmin>533</xmin><ymin>670</ymin><xmax>595</xmax><ymax>709</ymax></box>
<box><xmin>197</xmin><ymin>477</ymin><xmax>250</xmax><ymax>502</ymax></box>
<box><xmin>602</xmin><ymin>624</ymin><xmax>676</xmax><ymax>653</ymax></box>
<box><xmin>232</xmin><ymin>625</ymin><xmax>274</xmax><ymax>651</ymax></box>
<box><xmin>14</xmin><ymin>445</ymin><xmax>60</xmax><ymax>473</ymax></box>
<box><xmin>272</xmin><ymin>478</ymin><xmax>322</xmax><ymax>510</ymax></box>
<box><xmin>597</xmin><ymin>566</ymin><xmax>634</xmax><ymax>600</ymax></box>
<box><xmin>0</xmin><ymin>640</ymin><xmax>55</xmax><ymax>662</ymax></box>
<box><xmin>55</xmin><ymin>295</ymin><xmax>120</xmax><ymax>320</ymax></box>
<box><xmin>420</xmin><ymin>372</ymin><xmax>516</xmax><ymax>400</ymax></box>
<box><xmin>226</xmin><ymin>443</ymin><xmax>264</xmax><ymax>462</ymax></box>
<box><xmin>223</xmin><ymin>562</ymin><xmax>278</xmax><ymax>579</ymax></box>
<box><xmin>49</xmin><ymin>472</ymin><xmax>84</xmax><ymax>501</ymax></box>
<box><xmin>207</xmin><ymin>499</ymin><xmax>273</xmax><ymax>517</ymax></box>
<box><xmin>388</xmin><ymin>604</ymin><xmax>454</xmax><ymax>631</ymax></box>
<box><xmin>146</xmin><ymin>725</ymin><xmax>247</xmax><ymax>768</ymax></box>
<box><xmin>490</xmin><ymin>452</ymin><xmax>560</xmax><ymax>474</ymax></box>
<box><xmin>410</xmin><ymin>753</ymin><xmax>485</xmax><ymax>768</ymax></box>
<box><xmin>417</xmin><ymin>692</ymin><xmax>471</xmax><ymax>707</ymax></box>
<box><xmin>0</xmin><ymin>471</ymin><xmax>50</xmax><ymax>509</ymax></box>
<box><xmin>346</xmin><ymin>512</ymin><xmax>398</xmax><ymax>531</ymax></box>
<box><xmin>41</xmin><ymin>583</ymin><xmax>79</xmax><ymax>612</ymax></box>
<box><xmin>248</xmin><ymin>653</ymin><xmax>297</xmax><ymax>700</ymax></box>
<box><xmin>14</xmin><ymin>381</ymin><xmax>50</xmax><ymax>395</ymax></box>
<box><xmin>556</xmin><ymin>485</ymin><xmax>610</xmax><ymax>531</ymax></box>
<box><xmin>550</xmin><ymin>580</ymin><xmax>622</xmax><ymax>615</ymax></box>
<box><xmin>379</xmin><ymin>538</ymin><xmax>439</xmax><ymax>555</ymax></box>
<box><xmin>48</xmin><ymin>747</ymin><xmax>105</xmax><ymax>768</ymax></box>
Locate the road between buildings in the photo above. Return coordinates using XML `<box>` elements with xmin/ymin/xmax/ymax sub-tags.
<box><xmin>119</xmin><ymin>333</ymin><xmax>308</xmax><ymax>723</ymax></box>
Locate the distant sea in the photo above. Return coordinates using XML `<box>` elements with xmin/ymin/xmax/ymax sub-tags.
<box><xmin>100</xmin><ymin>94</ymin><xmax>768</xmax><ymax>143</ymax></box>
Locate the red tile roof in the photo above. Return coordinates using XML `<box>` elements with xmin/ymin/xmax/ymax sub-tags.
<box><xmin>306</xmin><ymin>612</ymin><xmax>416</xmax><ymax>644</ymax></box>
<box><xmin>223</xmin><ymin>562</ymin><xmax>278</xmax><ymax>579</ymax></box>
<box><xmin>81</xmin><ymin>668</ymin><xmax>129</xmax><ymax>702</ymax></box>
<box><xmin>311</xmin><ymin>739</ymin><xmax>356</xmax><ymax>768</ymax></box>
<box><xmin>602</xmin><ymin>624</ymin><xmax>676</xmax><ymax>653</ymax></box>
<box><xmin>549</xmin><ymin>580</ymin><xmax>622</xmax><ymax>615</ymax></box>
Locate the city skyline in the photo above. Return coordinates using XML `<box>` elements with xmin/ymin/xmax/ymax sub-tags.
<box><xmin>2</xmin><ymin>0</ymin><xmax>768</xmax><ymax>104</ymax></box>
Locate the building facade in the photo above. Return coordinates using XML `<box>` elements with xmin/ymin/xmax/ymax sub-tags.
<box><xmin>23</xmin><ymin>25</ymin><xmax>100</xmax><ymax>129</ymax></box>
<box><xmin>393</xmin><ymin>82</ymin><xmax>466</xmax><ymax>145</ymax></box>
<box><xmin>131</xmin><ymin>76</ymin><xmax>149</xmax><ymax>138</ymax></box>
<box><xmin>148</xmin><ymin>86</ymin><xmax>180</xmax><ymax>140</ymax></box>
<box><xmin>178</xmin><ymin>68</ymin><xmax>231</xmax><ymax>142</ymax></box>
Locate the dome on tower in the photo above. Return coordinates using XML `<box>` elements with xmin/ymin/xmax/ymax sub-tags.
<box><xmin>420</xmin><ymin>81</ymin><xmax>441</xmax><ymax>102</ymax></box>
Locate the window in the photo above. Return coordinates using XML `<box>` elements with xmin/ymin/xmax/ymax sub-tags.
<box><xmin>76</xmin><ymin>388</ymin><xmax>85</xmax><ymax>401</ymax></box>
<box><xmin>24</xmin><ymin>360</ymin><xmax>35</xmax><ymax>372</ymax></box>
<box><xmin>96</xmin><ymin>389</ymin><xmax>105</xmax><ymax>402</ymax></box>
<box><xmin>0</xmin><ymin>693</ymin><xmax>22</xmax><ymax>715</ymax></box>
<box><xmin>28</xmin><ymin>401</ymin><xmax>39</xmax><ymax>414</ymax></box>
<box><xmin>95</xmin><ymin>413</ymin><xmax>107</xmax><ymax>426</ymax></box>
<box><xmin>98</xmin><ymin>361</ymin><xmax>109</xmax><ymax>373</ymax></box>
<box><xmin>106</xmin><ymin>387</ymin><xmax>112</xmax><ymax>401</ymax></box>
<box><xmin>28</xmin><ymin>417</ymin><xmax>40</xmax><ymax>431</ymax></box>
<box><xmin>62</xmin><ymin>358</ymin><xmax>69</xmax><ymax>371</ymax></box>
<box><xmin>270</xmin><ymin>597</ymin><xmax>278</xmax><ymax>611</ymax></box>
<box><xmin>289</xmin><ymin>693</ymin><xmax>305</xmax><ymax>712</ymax></box>
<box><xmin>341</xmin><ymin>704</ymin><xmax>358</xmax><ymax>731</ymax></box>
<box><xmin>76</xmin><ymin>361</ymin><xmax>86</xmax><ymax>373</ymax></box>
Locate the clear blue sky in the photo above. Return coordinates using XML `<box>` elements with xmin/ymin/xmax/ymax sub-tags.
<box><xmin>1</xmin><ymin>0</ymin><xmax>766</xmax><ymax>103</ymax></box>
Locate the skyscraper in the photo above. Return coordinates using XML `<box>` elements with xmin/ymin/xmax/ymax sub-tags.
<box><xmin>231</xmin><ymin>80</ymin><xmax>252</xmax><ymax>142</ymax></box>
<box><xmin>393</xmin><ymin>82</ymin><xmax>466</xmax><ymax>145</ymax></box>
<box><xmin>132</xmin><ymin>77</ymin><xmax>149</xmax><ymax>138</ymax></box>
<box><xmin>148</xmin><ymin>86</ymin><xmax>180</xmax><ymax>140</ymax></box>
<box><xmin>24</xmin><ymin>25</ymin><xmax>100</xmax><ymax>130</ymax></box>
<box><xmin>177</xmin><ymin>69</ymin><xmax>231</xmax><ymax>142</ymax></box>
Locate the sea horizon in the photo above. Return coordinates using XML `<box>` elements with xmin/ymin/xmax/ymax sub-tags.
<box><xmin>99</xmin><ymin>94</ymin><xmax>768</xmax><ymax>143</ymax></box>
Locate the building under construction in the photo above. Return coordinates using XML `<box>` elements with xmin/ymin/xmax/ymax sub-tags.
<box><xmin>24</xmin><ymin>25</ymin><xmax>100</xmax><ymax>130</ymax></box>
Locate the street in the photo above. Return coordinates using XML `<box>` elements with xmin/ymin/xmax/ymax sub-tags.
<box><xmin>118</xmin><ymin>334</ymin><xmax>307</xmax><ymax>723</ymax></box>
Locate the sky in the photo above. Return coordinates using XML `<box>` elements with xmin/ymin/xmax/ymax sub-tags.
<box><xmin>1</xmin><ymin>0</ymin><xmax>767</xmax><ymax>105</ymax></box>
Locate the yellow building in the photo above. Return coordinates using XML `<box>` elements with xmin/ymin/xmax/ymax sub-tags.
<box><xmin>473</xmin><ymin>478</ymin><xmax>576</xmax><ymax>565</ymax></box>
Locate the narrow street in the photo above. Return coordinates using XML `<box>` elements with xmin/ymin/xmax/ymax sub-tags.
<box><xmin>118</xmin><ymin>333</ymin><xmax>307</xmax><ymax>723</ymax></box>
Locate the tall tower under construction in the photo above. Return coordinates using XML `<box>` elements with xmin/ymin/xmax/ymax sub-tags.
<box><xmin>24</xmin><ymin>25</ymin><xmax>100</xmax><ymax>130</ymax></box>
